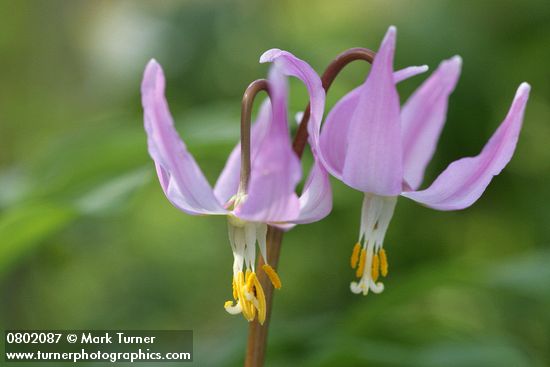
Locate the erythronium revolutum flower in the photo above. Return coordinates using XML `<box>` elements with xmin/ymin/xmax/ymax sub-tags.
<box><xmin>261</xmin><ymin>41</ymin><xmax>432</xmax><ymax>294</ymax></box>
<box><xmin>305</xmin><ymin>26</ymin><xmax>529</xmax><ymax>295</ymax></box>
<box><xmin>266</xmin><ymin>26</ymin><xmax>531</xmax><ymax>296</ymax></box>
<box><xmin>141</xmin><ymin>51</ymin><xmax>332</xmax><ymax>324</ymax></box>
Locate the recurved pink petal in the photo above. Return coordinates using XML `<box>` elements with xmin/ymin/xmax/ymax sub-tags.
<box><xmin>341</xmin><ymin>26</ymin><xmax>403</xmax><ymax>196</ymax></box>
<box><xmin>401</xmin><ymin>56</ymin><xmax>462</xmax><ymax>190</ymax></box>
<box><xmin>394</xmin><ymin>65</ymin><xmax>429</xmax><ymax>83</ymax></box>
<box><xmin>402</xmin><ymin>83</ymin><xmax>530</xmax><ymax>210</ymax></box>
<box><xmin>260</xmin><ymin>48</ymin><xmax>333</xmax><ymax>224</ymax></box>
<box><xmin>142</xmin><ymin>60</ymin><xmax>227</xmax><ymax>215</ymax></box>
<box><xmin>235</xmin><ymin>64</ymin><xmax>301</xmax><ymax>222</ymax></box>
<box><xmin>260</xmin><ymin>48</ymin><xmax>327</xmax><ymax>168</ymax></box>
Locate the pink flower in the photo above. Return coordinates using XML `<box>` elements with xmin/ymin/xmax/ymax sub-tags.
<box><xmin>141</xmin><ymin>52</ymin><xmax>331</xmax><ymax>323</ymax></box>
<box><xmin>266</xmin><ymin>26</ymin><xmax>531</xmax><ymax>296</ymax></box>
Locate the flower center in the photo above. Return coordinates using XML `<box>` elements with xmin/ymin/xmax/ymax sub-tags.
<box><xmin>349</xmin><ymin>193</ymin><xmax>396</xmax><ymax>295</ymax></box>
<box><xmin>223</xmin><ymin>220</ymin><xmax>281</xmax><ymax>324</ymax></box>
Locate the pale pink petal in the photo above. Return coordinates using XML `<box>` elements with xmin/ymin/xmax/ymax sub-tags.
<box><xmin>267</xmin><ymin>158</ymin><xmax>332</xmax><ymax>230</ymax></box>
<box><xmin>402</xmin><ymin>83</ymin><xmax>530</xmax><ymax>210</ymax></box>
<box><xmin>142</xmin><ymin>60</ymin><xmax>226</xmax><ymax>215</ymax></box>
<box><xmin>341</xmin><ymin>26</ymin><xmax>403</xmax><ymax>196</ymax></box>
<box><xmin>401</xmin><ymin>56</ymin><xmax>462</xmax><ymax>190</ymax></box>
<box><xmin>260</xmin><ymin>48</ymin><xmax>332</xmax><ymax>224</ymax></box>
<box><xmin>319</xmin><ymin>64</ymin><xmax>428</xmax><ymax>179</ymax></box>
<box><xmin>319</xmin><ymin>86</ymin><xmax>361</xmax><ymax>179</ymax></box>
<box><xmin>394</xmin><ymin>65</ymin><xmax>429</xmax><ymax>83</ymax></box>
<box><xmin>292</xmin><ymin>159</ymin><xmax>332</xmax><ymax>224</ymax></box>
<box><xmin>213</xmin><ymin>100</ymin><xmax>272</xmax><ymax>205</ymax></box>
<box><xmin>235</xmin><ymin>64</ymin><xmax>301</xmax><ymax>222</ymax></box>
<box><xmin>260</xmin><ymin>48</ymin><xmax>327</xmax><ymax>170</ymax></box>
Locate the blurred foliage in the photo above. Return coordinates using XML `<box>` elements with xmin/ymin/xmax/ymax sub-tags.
<box><xmin>1</xmin><ymin>0</ymin><xmax>550</xmax><ymax>366</ymax></box>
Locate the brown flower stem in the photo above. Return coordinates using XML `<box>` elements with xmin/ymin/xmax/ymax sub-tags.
<box><xmin>244</xmin><ymin>227</ymin><xmax>282</xmax><ymax>367</ymax></box>
<box><xmin>238</xmin><ymin>79</ymin><xmax>270</xmax><ymax>195</ymax></box>
<box><xmin>244</xmin><ymin>48</ymin><xmax>375</xmax><ymax>367</ymax></box>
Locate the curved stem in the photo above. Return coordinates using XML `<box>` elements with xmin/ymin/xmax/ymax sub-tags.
<box><xmin>245</xmin><ymin>48</ymin><xmax>375</xmax><ymax>367</ymax></box>
<box><xmin>293</xmin><ymin>47</ymin><xmax>374</xmax><ymax>158</ymax></box>
<box><xmin>238</xmin><ymin>79</ymin><xmax>271</xmax><ymax>195</ymax></box>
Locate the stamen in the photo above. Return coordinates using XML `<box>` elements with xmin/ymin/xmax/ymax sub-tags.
<box><xmin>246</xmin><ymin>271</ymin><xmax>256</xmax><ymax>293</ymax></box>
<box><xmin>226</xmin><ymin>218</ymin><xmax>275</xmax><ymax>323</ymax></box>
<box><xmin>232</xmin><ymin>277</ymin><xmax>238</xmax><ymax>300</ymax></box>
<box><xmin>253</xmin><ymin>276</ymin><xmax>267</xmax><ymax>325</ymax></box>
<box><xmin>262</xmin><ymin>264</ymin><xmax>282</xmax><ymax>289</ymax></box>
<box><xmin>356</xmin><ymin>248</ymin><xmax>366</xmax><ymax>278</ymax></box>
<box><xmin>371</xmin><ymin>252</ymin><xmax>380</xmax><ymax>282</ymax></box>
<box><xmin>249</xmin><ymin>300</ymin><xmax>257</xmax><ymax>320</ymax></box>
<box><xmin>379</xmin><ymin>248</ymin><xmax>388</xmax><ymax>277</ymax></box>
<box><xmin>350</xmin><ymin>242</ymin><xmax>361</xmax><ymax>268</ymax></box>
<box><xmin>236</xmin><ymin>271</ymin><xmax>254</xmax><ymax>321</ymax></box>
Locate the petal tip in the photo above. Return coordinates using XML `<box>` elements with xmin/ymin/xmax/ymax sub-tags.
<box><xmin>514</xmin><ymin>82</ymin><xmax>531</xmax><ymax>106</ymax></box>
<box><xmin>144</xmin><ymin>59</ymin><xmax>164</xmax><ymax>77</ymax></box>
<box><xmin>451</xmin><ymin>55</ymin><xmax>463</xmax><ymax>66</ymax></box>
<box><xmin>260</xmin><ymin>48</ymin><xmax>283</xmax><ymax>63</ymax></box>
<box><xmin>383</xmin><ymin>26</ymin><xmax>397</xmax><ymax>44</ymax></box>
<box><xmin>437</xmin><ymin>56</ymin><xmax>462</xmax><ymax>87</ymax></box>
<box><xmin>518</xmin><ymin>82</ymin><xmax>531</xmax><ymax>95</ymax></box>
<box><xmin>441</xmin><ymin>55</ymin><xmax>462</xmax><ymax>72</ymax></box>
<box><xmin>142</xmin><ymin>59</ymin><xmax>165</xmax><ymax>94</ymax></box>
<box><xmin>145</xmin><ymin>58</ymin><xmax>161</xmax><ymax>73</ymax></box>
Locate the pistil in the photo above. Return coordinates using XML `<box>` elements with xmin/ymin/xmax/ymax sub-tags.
<box><xmin>349</xmin><ymin>194</ymin><xmax>396</xmax><ymax>295</ymax></box>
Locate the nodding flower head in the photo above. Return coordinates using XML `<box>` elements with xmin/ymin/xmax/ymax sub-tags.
<box><xmin>141</xmin><ymin>51</ymin><xmax>331</xmax><ymax>323</ymax></box>
<box><xmin>267</xmin><ymin>26</ymin><xmax>531</xmax><ymax>296</ymax></box>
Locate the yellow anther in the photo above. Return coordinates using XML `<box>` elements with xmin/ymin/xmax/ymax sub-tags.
<box><xmin>246</xmin><ymin>271</ymin><xmax>257</xmax><ymax>293</ymax></box>
<box><xmin>379</xmin><ymin>248</ymin><xmax>388</xmax><ymax>277</ymax></box>
<box><xmin>241</xmin><ymin>301</ymin><xmax>255</xmax><ymax>321</ymax></box>
<box><xmin>224</xmin><ymin>300</ymin><xmax>234</xmax><ymax>308</ymax></box>
<box><xmin>350</xmin><ymin>242</ymin><xmax>361</xmax><ymax>268</ymax></box>
<box><xmin>253</xmin><ymin>276</ymin><xmax>267</xmax><ymax>325</ymax></box>
<box><xmin>262</xmin><ymin>264</ymin><xmax>282</xmax><ymax>289</ymax></box>
<box><xmin>371</xmin><ymin>252</ymin><xmax>380</xmax><ymax>282</ymax></box>
<box><xmin>236</xmin><ymin>271</ymin><xmax>254</xmax><ymax>321</ymax></box>
<box><xmin>232</xmin><ymin>277</ymin><xmax>238</xmax><ymax>300</ymax></box>
<box><xmin>356</xmin><ymin>248</ymin><xmax>366</xmax><ymax>278</ymax></box>
<box><xmin>248</xmin><ymin>300</ymin><xmax>256</xmax><ymax>320</ymax></box>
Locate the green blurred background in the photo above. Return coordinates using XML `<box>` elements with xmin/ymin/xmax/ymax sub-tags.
<box><xmin>1</xmin><ymin>0</ymin><xmax>549</xmax><ymax>366</ymax></box>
